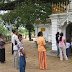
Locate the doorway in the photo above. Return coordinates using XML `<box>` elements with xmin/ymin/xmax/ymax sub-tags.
<box><xmin>66</xmin><ymin>23</ymin><xmax>72</xmax><ymax>42</ymax></box>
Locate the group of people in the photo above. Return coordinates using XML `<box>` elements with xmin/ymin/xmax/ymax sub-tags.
<box><xmin>37</xmin><ymin>31</ymin><xmax>72</xmax><ymax>70</ymax></box>
<box><xmin>11</xmin><ymin>29</ymin><xmax>26</xmax><ymax>72</ymax></box>
<box><xmin>56</xmin><ymin>32</ymin><xmax>72</xmax><ymax>61</ymax></box>
<box><xmin>0</xmin><ymin>29</ymin><xmax>72</xmax><ymax>71</ymax></box>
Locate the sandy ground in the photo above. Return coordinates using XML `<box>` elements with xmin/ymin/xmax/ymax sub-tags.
<box><xmin>0</xmin><ymin>39</ymin><xmax>72</xmax><ymax>72</ymax></box>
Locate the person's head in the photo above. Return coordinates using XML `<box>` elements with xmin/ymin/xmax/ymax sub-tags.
<box><xmin>14</xmin><ymin>29</ymin><xmax>18</xmax><ymax>35</ymax></box>
<box><xmin>60</xmin><ymin>32</ymin><xmax>63</xmax><ymax>37</ymax></box>
<box><xmin>0</xmin><ymin>34</ymin><xmax>2</xmax><ymax>38</ymax></box>
<box><xmin>18</xmin><ymin>34</ymin><xmax>22</xmax><ymax>41</ymax></box>
<box><xmin>37</xmin><ymin>31</ymin><xmax>43</xmax><ymax>37</ymax></box>
<box><xmin>56</xmin><ymin>32</ymin><xmax>59</xmax><ymax>36</ymax></box>
<box><xmin>12</xmin><ymin>29</ymin><xmax>14</xmax><ymax>33</ymax></box>
<box><xmin>59</xmin><ymin>32</ymin><xmax>63</xmax><ymax>41</ymax></box>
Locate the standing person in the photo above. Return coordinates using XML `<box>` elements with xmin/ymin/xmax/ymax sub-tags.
<box><xmin>11</xmin><ymin>29</ymin><xmax>14</xmax><ymax>54</ymax></box>
<box><xmin>12</xmin><ymin>29</ymin><xmax>19</xmax><ymax>69</ymax></box>
<box><xmin>0</xmin><ymin>34</ymin><xmax>5</xmax><ymax>63</ymax></box>
<box><xmin>59</xmin><ymin>32</ymin><xmax>68</xmax><ymax>61</ymax></box>
<box><xmin>66</xmin><ymin>40</ymin><xmax>70</xmax><ymax>57</ymax></box>
<box><xmin>17</xmin><ymin>34</ymin><xmax>26</xmax><ymax>72</ymax></box>
<box><xmin>56</xmin><ymin>32</ymin><xmax>60</xmax><ymax>57</ymax></box>
<box><xmin>71</xmin><ymin>38</ymin><xmax>72</xmax><ymax>48</ymax></box>
<box><xmin>37</xmin><ymin>31</ymin><xmax>47</xmax><ymax>69</ymax></box>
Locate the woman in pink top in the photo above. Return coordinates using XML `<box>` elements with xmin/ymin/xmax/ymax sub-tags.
<box><xmin>59</xmin><ymin>32</ymin><xmax>68</xmax><ymax>61</ymax></box>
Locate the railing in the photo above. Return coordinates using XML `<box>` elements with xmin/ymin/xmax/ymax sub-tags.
<box><xmin>52</xmin><ymin>1</ymin><xmax>70</xmax><ymax>14</ymax></box>
<box><xmin>4</xmin><ymin>35</ymin><xmax>11</xmax><ymax>43</ymax></box>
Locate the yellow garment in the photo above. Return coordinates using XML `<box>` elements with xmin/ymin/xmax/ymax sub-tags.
<box><xmin>37</xmin><ymin>36</ymin><xmax>46</xmax><ymax>51</ymax></box>
<box><xmin>38</xmin><ymin>51</ymin><xmax>47</xmax><ymax>69</ymax></box>
<box><xmin>37</xmin><ymin>36</ymin><xmax>47</xmax><ymax>69</ymax></box>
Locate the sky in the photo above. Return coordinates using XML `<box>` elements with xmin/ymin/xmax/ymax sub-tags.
<box><xmin>0</xmin><ymin>10</ymin><xmax>9</xmax><ymax>15</ymax></box>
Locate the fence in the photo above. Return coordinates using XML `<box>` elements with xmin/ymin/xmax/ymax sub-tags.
<box><xmin>4</xmin><ymin>35</ymin><xmax>11</xmax><ymax>43</ymax></box>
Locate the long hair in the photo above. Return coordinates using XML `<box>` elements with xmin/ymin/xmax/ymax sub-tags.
<box><xmin>59</xmin><ymin>32</ymin><xmax>63</xmax><ymax>41</ymax></box>
<box><xmin>56</xmin><ymin>32</ymin><xmax>59</xmax><ymax>37</ymax></box>
<box><xmin>37</xmin><ymin>31</ymin><xmax>43</xmax><ymax>37</ymax></box>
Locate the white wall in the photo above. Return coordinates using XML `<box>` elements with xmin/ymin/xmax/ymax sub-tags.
<box><xmin>34</xmin><ymin>24</ymin><xmax>52</xmax><ymax>42</ymax></box>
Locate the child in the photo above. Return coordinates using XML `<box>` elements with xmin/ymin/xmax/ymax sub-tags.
<box><xmin>17</xmin><ymin>34</ymin><xmax>26</xmax><ymax>72</ymax></box>
<box><xmin>66</xmin><ymin>40</ymin><xmax>70</xmax><ymax>57</ymax></box>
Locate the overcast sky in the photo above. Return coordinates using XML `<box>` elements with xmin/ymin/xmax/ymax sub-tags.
<box><xmin>0</xmin><ymin>10</ymin><xmax>9</xmax><ymax>15</ymax></box>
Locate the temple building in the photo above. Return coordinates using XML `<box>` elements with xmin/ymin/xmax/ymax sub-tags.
<box><xmin>34</xmin><ymin>0</ymin><xmax>72</xmax><ymax>50</ymax></box>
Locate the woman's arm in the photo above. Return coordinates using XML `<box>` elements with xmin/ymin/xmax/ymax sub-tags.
<box><xmin>44</xmin><ymin>45</ymin><xmax>46</xmax><ymax>49</ymax></box>
<box><xmin>43</xmin><ymin>39</ymin><xmax>46</xmax><ymax>49</ymax></box>
<box><xmin>64</xmin><ymin>40</ymin><xmax>66</xmax><ymax>46</ymax></box>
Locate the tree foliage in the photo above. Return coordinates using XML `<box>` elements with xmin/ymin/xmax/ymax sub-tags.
<box><xmin>1</xmin><ymin>0</ymin><xmax>69</xmax><ymax>40</ymax></box>
<box><xmin>2</xmin><ymin>1</ymin><xmax>52</xmax><ymax>24</ymax></box>
<box><xmin>0</xmin><ymin>0</ymin><xmax>69</xmax><ymax>10</ymax></box>
<box><xmin>0</xmin><ymin>20</ymin><xmax>7</xmax><ymax>35</ymax></box>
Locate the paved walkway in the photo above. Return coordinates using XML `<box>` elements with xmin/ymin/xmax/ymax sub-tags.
<box><xmin>0</xmin><ymin>39</ymin><xmax>72</xmax><ymax>72</ymax></box>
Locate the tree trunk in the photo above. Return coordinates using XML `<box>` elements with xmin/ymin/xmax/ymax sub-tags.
<box><xmin>29</xmin><ymin>30</ymin><xmax>31</xmax><ymax>41</ymax></box>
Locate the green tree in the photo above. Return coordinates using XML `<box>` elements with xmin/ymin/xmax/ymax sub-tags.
<box><xmin>1</xmin><ymin>1</ymin><xmax>52</xmax><ymax>40</ymax></box>
<box><xmin>0</xmin><ymin>20</ymin><xmax>7</xmax><ymax>35</ymax></box>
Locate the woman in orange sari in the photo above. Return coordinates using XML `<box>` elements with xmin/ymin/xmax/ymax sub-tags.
<box><xmin>37</xmin><ymin>31</ymin><xmax>47</xmax><ymax>69</ymax></box>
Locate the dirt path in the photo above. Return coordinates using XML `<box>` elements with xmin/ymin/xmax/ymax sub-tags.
<box><xmin>0</xmin><ymin>39</ymin><xmax>72</xmax><ymax>72</ymax></box>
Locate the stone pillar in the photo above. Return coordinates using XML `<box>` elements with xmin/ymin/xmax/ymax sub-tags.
<box><xmin>45</xmin><ymin>25</ymin><xmax>49</xmax><ymax>41</ymax></box>
<box><xmin>51</xmin><ymin>19</ymin><xmax>58</xmax><ymax>50</ymax></box>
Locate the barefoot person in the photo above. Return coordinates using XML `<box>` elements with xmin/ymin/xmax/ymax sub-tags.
<box><xmin>59</xmin><ymin>32</ymin><xmax>68</xmax><ymax>61</ymax></box>
<box><xmin>37</xmin><ymin>31</ymin><xmax>47</xmax><ymax>69</ymax></box>
<box><xmin>0</xmin><ymin>34</ymin><xmax>5</xmax><ymax>63</ymax></box>
<box><xmin>17</xmin><ymin>34</ymin><xmax>26</xmax><ymax>72</ymax></box>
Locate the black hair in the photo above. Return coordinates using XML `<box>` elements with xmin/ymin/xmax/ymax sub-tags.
<box><xmin>18</xmin><ymin>34</ymin><xmax>22</xmax><ymax>38</ymax></box>
<box><xmin>59</xmin><ymin>32</ymin><xmax>63</xmax><ymax>41</ymax></box>
<box><xmin>56</xmin><ymin>32</ymin><xmax>59</xmax><ymax>37</ymax></box>
<box><xmin>13</xmin><ymin>29</ymin><xmax>18</xmax><ymax>33</ymax></box>
<box><xmin>12</xmin><ymin>29</ymin><xmax>14</xmax><ymax>33</ymax></box>
<box><xmin>37</xmin><ymin>31</ymin><xmax>43</xmax><ymax>37</ymax></box>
